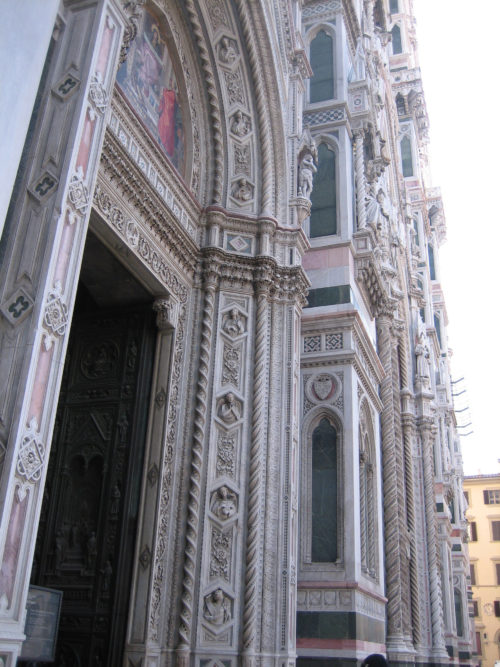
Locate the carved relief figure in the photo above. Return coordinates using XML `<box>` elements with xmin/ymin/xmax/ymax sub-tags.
<box><xmin>298</xmin><ymin>150</ymin><xmax>317</xmax><ymax>200</ymax></box>
<box><xmin>230</xmin><ymin>110</ymin><xmax>251</xmax><ymax>137</ymax></box>
<box><xmin>223</xmin><ymin>308</ymin><xmax>245</xmax><ymax>336</ymax></box>
<box><xmin>231</xmin><ymin>178</ymin><xmax>253</xmax><ymax>202</ymax></box>
<box><xmin>218</xmin><ymin>392</ymin><xmax>241</xmax><ymax>423</ymax></box>
<box><xmin>203</xmin><ymin>588</ymin><xmax>230</xmax><ymax>625</ymax></box>
<box><xmin>210</xmin><ymin>486</ymin><xmax>237</xmax><ymax>519</ymax></box>
<box><xmin>366</xmin><ymin>185</ymin><xmax>389</xmax><ymax>230</ymax></box>
<box><xmin>218</xmin><ymin>37</ymin><xmax>238</xmax><ymax>64</ymax></box>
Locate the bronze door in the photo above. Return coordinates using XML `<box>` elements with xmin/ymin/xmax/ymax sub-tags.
<box><xmin>30</xmin><ymin>300</ymin><xmax>155</xmax><ymax>666</ymax></box>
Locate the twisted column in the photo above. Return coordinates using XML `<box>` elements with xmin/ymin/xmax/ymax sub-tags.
<box><xmin>377</xmin><ymin>315</ymin><xmax>405</xmax><ymax>643</ymax></box>
<box><xmin>398</xmin><ymin>340</ymin><xmax>422</xmax><ymax>649</ymax></box>
<box><xmin>354</xmin><ymin>129</ymin><xmax>367</xmax><ymax>230</ymax></box>
<box><xmin>420</xmin><ymin>421</ymin><xmax>447</xmax><ymax>658</ymax></box>
<box><xmin>359</xmin><ymin>452</ymin><xmax>367</xmax><ymax>572</ymax></box>
<box><xmin>176</xmin><ymin>267</ymin><xmax>218</xmax><ymax>665</ymax></box>
<box><xmin>242</xmin><ymin>276</ymin><xmax>270</xmax><ymax>665</ymax></box>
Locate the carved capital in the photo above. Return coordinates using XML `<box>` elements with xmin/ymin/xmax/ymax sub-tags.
<box><xmin>153</xmin><ymin>297</ymin><xmax>177</xmax><ymax>330</ymax></box>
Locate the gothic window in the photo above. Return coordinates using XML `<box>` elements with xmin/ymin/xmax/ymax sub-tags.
<box><xmin>310</xmin><ymin>30</ymin><xmax>334</xmax><ymax>102</ymax></box>
<box><xmin>391</xmin><ymin>25</ymin><xmax>402</xmax><ymax>54</ymax></box>
<box><xmin>389</xmin><ymin>0</ymin><xmax>399</xmax><ymax>13</ymax></box>
<box><xmin>116</xmin><ymin>7</ymin><xmax>185</xmax><ymax>174</ymax></box>
<box><xmin>434</xmin><ymin>314</ymin><xmax>441</xmax><ymax>347</ymax></box>
<box><xmin>428</xmin><ymin>244</ymin><xmax>436</xmax><ymax>280</ymax></box>
<box><xmin>359</xmin><ymin>402</ymin><xmax>377</xmax><ymax>578</ymax></box>
<box><xmin>310</xmin><ymin>142</ymin><xmax>337</xmax><ymax>238</ymax></box>
<box><xmin>311</xmin><ymin>417</ymin><xmax>338</xmax><ymax>562</ymax></box>
<box><xmin>400</xmin><ymin>135</ymin><xmax>413</xmax><ymax>177</ymax></box>
<box><xmin>454</xmin><ymin>588</ymin><xmax>464</xmax><ymax>637</ymax></box>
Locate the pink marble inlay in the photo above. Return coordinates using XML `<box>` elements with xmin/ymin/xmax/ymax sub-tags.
<box><xmin>96</xmin><ymin>16</ymin><xmax>115</xmax><ymax>79</ymax></box>
<box><xmin>54</xmin><ymin>209</ymin><xmax>78</xmax><ymax>288</ymax></box>
<box><xmin>0</xmin><ymin>491</ymin><xmax>29</xmax><ymax>606</ymax></box>
<box><xmin>76</xmin><ymin>108</ymin><xmax>96</xmax><ymax>177</ymax></box>
<box><xmin>29</xmin><ymin>341</ymin><xmax>55</xmax><ymax>427</ymax></box>
<box><xmin>302</xmin><ymin>246</ymin><xmax>351</xmax><ymax>271</ymax></box>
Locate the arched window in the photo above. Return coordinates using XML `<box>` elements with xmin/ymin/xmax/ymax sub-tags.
<box><xmin>311</xmin><ymin>418</ymin><xmax>338</xmax><ymax>562</ymax></box>
<box><xmin>400</xmin><ymin>135</ymin><xmax>413</xmax><ymax>177</ymax></box>
<box><xmin>310</xmin><ymin>142</ymin><xmax>337</xmax><ymax>238</ymax></box>
<box><xmin>434</xmin><ymin>313</ymin><xmax>442</xmax><ymax>347</ymax></box>
<box><xmin>389</xmin><ymin>0</ymin><xmax>399</xmax><ymax>13</ymax></box>
<box><xmin>391</xmin><ymin>25</ymin><xmax>402</xmax><ymax>54</ymax></box>
<box><xmin>310</xmin><ymin>30</ymin><xmax>334</xmax><ymax>102</ymax></box>
<box><xmin>359</xmin><ymin>403</ymin><xmax>377</xmax><ymax>578</ymax></box>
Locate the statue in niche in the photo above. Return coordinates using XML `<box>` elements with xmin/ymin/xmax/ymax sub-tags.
<box><xmin>110</xmin><ymin>484</ymin><xmax>121</xmax><ymax>516</ymax></box>
<box><xmin>366</xmin><ymin>184</ymin><xmax>390</xmax><ymax>231</ymax></box>
<box><xmin>55</xmin><ymin>529</ymin><xmax>67</xmax><ymax>571</ymax></box>
<box><xmin>230</xmin><ymin>110</ymin><xmax>251</xmax><ymax>137</ymax></box>
<box><xmin>223</xmin><ymin>308</ymin><xmax>245</xmax><ymax>336</ymax></box>
<box><xmin>415</xmin><ymin>332</ymin><xmax>431</xmax><ymax>385</ymax></box>
<box><xmin>298</xmin><ymin>150</ymin><xmax>317</xmax><ymax>200</ymax></box>
<box><xmin>203</xmin><ymin>588</ymin><xmax>230</xmax><ymax>625</ymax></box>
<box><xmin>218</xmin><ymin>37</ymin><xmax>237</xmax><ymax>64</ymax></box>
<box><xmin>231</xmin><ymin>178</ymin><xmax>253</xmax><ymax>202</ymax></box>
<box><xmin>211</xmin><ymin>486</ymin><xmax>237</xmax><ymax>519</ymax></box>
<box><xmin>218</xmin><ymin>392</ymin><xmax>241</xmax><ymax>423</ymax></box>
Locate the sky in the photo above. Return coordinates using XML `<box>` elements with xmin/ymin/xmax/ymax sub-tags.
<box><xmin>412</xmin><ymin>1</ymin><xmax>500</xmax><ymax>475</ymax></box>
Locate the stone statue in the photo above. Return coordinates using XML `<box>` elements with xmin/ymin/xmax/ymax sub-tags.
<box><xmin>415</xmin><ymin>332</ymin><xmax>430</xmax><ymax>384</ymax></box>
<box><xmin>366</xmin><ymin>185</ymin><xmax>389</xmax><ymax>230</ymax></box>
<box><xmin>298</xmin><ymin>150</ymin><xmax>317</xmax><ymax>200</ymax></box>
<box><xmin>203</xmin><ymin>588</ymin><xmax>230</xmax><ymax>625</ymax></box>
<box><xmin>86</xmin><ymin>531</ymin><xmax>97</xmax><ymax>570</ymax></box>
<box><xmin>211</xmin><ymin>486</ymin><xmax>237</xmax><ymax>519</ymax></box>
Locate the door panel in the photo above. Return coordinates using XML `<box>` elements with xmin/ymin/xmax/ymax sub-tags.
<box><xmin>29</xmin><ymin>302</ymin><xmax>155</xmax><ymax>666</ymax></box>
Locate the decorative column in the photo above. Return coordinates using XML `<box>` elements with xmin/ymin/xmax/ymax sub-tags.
<box><xmin>419</xmin><ymin>418</ymin><xmax>448</xmax><ymax>661</ymax></box>
<box><xmin>398</xmin><ymin>338</ymin><xmax>422</xmax><ymax>651</ymax></box>
<box><xmin>176</xmin><ymin>262</ymin><xmax>219</xmax><ymax>667</ymax></box>
<box><xmin>242</xmin><ymin>267</ymin><xmax>272</xmax><ymax>667</ymax></box>
<box><xmin>354</xmin><ymin>128</ymin><xmax>367</xmax><ymax>230</ymax></box>
<box><xmin>0</xmin><ymin>2</ymin><xmax>133</xmax><ymax>661</ymax></box>
<box><xmin>376</xmin><ymin>312</ymin><xmax>414</xmax><ymax>659</ymax></box>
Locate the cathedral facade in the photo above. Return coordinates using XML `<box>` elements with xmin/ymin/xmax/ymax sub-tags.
<box><xmin>0</xmin><ymin>1</ymin><xmax>473</xmax><ymax>666</ymax></box>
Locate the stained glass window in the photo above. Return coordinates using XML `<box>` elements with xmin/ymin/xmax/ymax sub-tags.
<box><xmin>311</xmin><ymin>418</ymin><xmax>338</xmax><ymax>562</ymax></box>
<box><xmin>310</xmin><ymin>31</ymin><xmax>334</xmax><ymax>102</ymax></box>
<box><xmin>310</xmin><ymin>143</ymin><xmax>337</xmax><ymax>237</ymax></box>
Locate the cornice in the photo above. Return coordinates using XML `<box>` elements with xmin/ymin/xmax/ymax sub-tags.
<box><xmin>98</xmin><ymin>132</ymin><xmax>199</xmax><ymax>276</ymax></box>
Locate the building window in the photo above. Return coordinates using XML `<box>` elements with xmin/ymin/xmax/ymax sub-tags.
<box><xmin>389</xmin><ymin>0</ymin><xmax>399</xmax><ymax>13</ymax></box>
<box><xmin>484</xmin><ymin>489</ymin><xmax>500</xmax><ymax>504</ymax></box>
<box><xmin>464</xmin><ymin>490</ymin><xmax>469</xmax><ymax>504</ymax></box>
<box><xmin>311</xmin><ymin>417</ymin><xmax>338</xmax><ymax>562</ymax></box>
<box><xmin>492</xmin><ymin>521</ymin><xmax>500</xmax><ymax>541</ymax></box>
<box><xmin>310</xmin><ymin>143</ymin><xmax>337</xmax><ymax>238</ymax></box>
<box><xmin>469</xmin><ymin>521</ymin><xmax>477</xmax><ymax>541</ymax></box>
<box><xmin>470</xmin><ymin>563</ymin><xmax>476</xmax><ymax>585</ymax></box>
<box><xmin>472</xmin><ymin>600</ymin><xmax>479</xmax><ymax>617</ymax></box>
<box><xmin>454</xmin><ymin>588</ymin><xmax>464</xmax><ymax>637</ymax></box>
<box><xmin>495</xmin><ymin>600</ymin><xmax>500</xmax><ymax>617</ymax></box>
<box><xmin>428</xmin><ymin>244</ymin><xmax>436</xmax><ymax>280</ymax></box>
<box><xmin>391</xmin><ymin>25</ymin><xmax>402</xmax><ymax>54</ymax></box>
<box><xmin>475</xmin><ymin>631</ymin><xmax>482</xmax><ymax>655</ymax></box>
<box><xmin>400</xmin><ymin>135</ymin><xmax>413</xmax><ymax>177</ymax></box>
<box><xmin>310</xmin><ymin>30</ymin><xmax>334</xmax><ymax>102</ymax></box>
<box><xmin>496</xmin><ymin>563</ymin><xmax>500</xmax><ymax>585</ymax></box>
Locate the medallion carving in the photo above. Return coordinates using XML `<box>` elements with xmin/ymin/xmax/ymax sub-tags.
<box><xmin>222</xmin><ymin>308</ymin><xmax>246</xmax><ymax>337</ymax></box>
<box><xmin>305</xmin><ymin>372</ymin><xmax>340</xmax><ymax>404</ymax></box>
<box><xmin>210</xmin><ymin>486</ymin><xmax>237</xmax><ymax>520</ymax></box>
<box><xmin>230</xmin><ymin>110</ymin><xmax>251</xmax><ymax>137</ymax></box>
<box><xmin>16</xmin><ymin>418</ymin><xmax>45</xmax><ymax>483</ymax></box>
<box><xmin>217</xmin><ymin>392</ymin><xmax>242</xmax><ymax>424</ymax></box>
<box><xmin>203</xmin><ymin>588</ymin><xmax>231</xmax><ymax>626</ymax></box>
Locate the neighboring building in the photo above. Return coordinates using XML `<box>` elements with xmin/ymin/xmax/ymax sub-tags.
<box><xmin>464</xmin><ymin>474</ymin><xmax>500</xmax><ymax>664</ymax></box>
<box><xmin>0</xmin><ymin>1</ymin><xmax>473</xmax><ymax>666</ymax></box>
